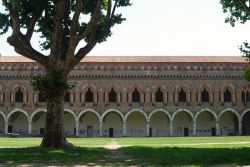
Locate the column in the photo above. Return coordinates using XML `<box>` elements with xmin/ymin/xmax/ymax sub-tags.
<box><xmin>193</xmin><ymin>120</ymin><xmax>196</xmax><ymax>136</ymax></box>
<box><xmin>75</xmin><ymin>121</ymin><xmax>79</xmax><ymax>136</ymax></box>
<box><xmin>123</xmin><ymin>122</ymin><xmax>126</xmax><ymax>136</ymax></box>
<box><xmin>239</xmin><ymin>121</ymin><xmax>242</xmax><ymax>135</ymax></box>
<box><xmin>170</xmin><ymin>120</ymin><xmax>173</xmax><ymax>136</ymax></box>
<box><xmin>216</xmin><ymin>121</ymin><xmax>220</xmax><ymax>136</ymax></box>
<box><xmin>99</xmin><ymin>122</ymin><xmax>103</xmax><ymax>137</ymax></box>
<box><xmin>5</xmin><ymin>122</ymin><xmax>8</xmax><ymax>134</ymax></box>
<box><xmin>146</xmin><ymin>121</ymin><xmax>150</xmax><ymax>137</ymax></box>
<box><xmin>70</xmin><ymin>92</ymin><xmax>74</xmax><ymax>103</ymax></box>
<box><xmin>28</xmin><ymin>121</ymin><xmax>32</xmax><ymax>135</ymax></box>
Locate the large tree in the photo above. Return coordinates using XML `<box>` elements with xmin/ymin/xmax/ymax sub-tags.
<box><xmin>0</xmin><ymin>0</ymin><xmax>131</xmax><ymax>148</ymax></box>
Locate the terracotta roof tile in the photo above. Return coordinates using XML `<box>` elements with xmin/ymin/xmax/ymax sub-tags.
<box><xmin>0</xmin><ymin>56</ymin><xmax>248</xmax><ymax>63</ymax></box>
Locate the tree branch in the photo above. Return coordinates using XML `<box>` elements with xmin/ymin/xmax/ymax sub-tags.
<box><xmin>26</xmin><ymin>13</ymin><xmax>41</xmax><ymax>41</ymax></box>
<box><xmin>239</xmin><ymin>0</ymin><xmax>250</xmax><ymax>14</ymax></box>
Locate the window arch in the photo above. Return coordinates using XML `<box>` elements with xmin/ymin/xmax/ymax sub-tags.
<box><xmin>85</xmin><ymin>88</ymin><xmax>93</xmax><ymax>102</ymax></box>
<box><xmin>38</xmin><ymin>92</ymin><xmax>46</xmax><ymax>102</ymax></box>
<box><xmin>224</xmin><ymin>88</ymin><xmax>232</xmax><ymax>102</ymax></box>
<box><xmin>108</xmin><ymin>88</ymin><xmax>117</xmax><ymax>102</ymax></box>
<box><xmin>132</xmin><ymin>88</ymin><xmax>140</xmax><ymax>102</ymax></box>
<box><xmin>15</xmin><ymin>89</ymin><xmax>23</xmax><ymax>102</ymax></box>
<box><xmin>178</xmin><ymin>88</ymin><xmax>186</xmax><ymax>102</ymax></box>
<box><xmin>155</xmin><ymin>88</ymin><xmax>163</xmax><ymax>102</ymax></box>
<box><xmin>201</xmin><ymin>88</ymin><xmax>209</xmax><ymax>102</ymax></box>
<box><xmin>64</xmin><ymin>91</ymin><xmax>70</xmax><ymax>102</ymax></box>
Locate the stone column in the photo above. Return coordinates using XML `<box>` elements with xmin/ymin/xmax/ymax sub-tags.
<box><xmin>170</xmin><ymin>120</ymin><xmax>173</xmax><ymax>136</ymax></box>
<box><xmin>193</xmin><ymin>120</ymin><xmax>196</xmax><ymax>136</ymax></box>
<box><xmin>239</xmin><ymin>121</ymin><xmax>242</xmax><ymax>135</ymax></box>
<box><xmin>23</xmin><ymin>93</ymin><xmax>27</xmax><ymax>103</ymax></box>
<box><xmin>146</xmin><ymin>121</ymin><xmax>150</xmax><ymax>137</ymax></box>
<box><xmin>99</xmin><ymin>122</ymin><xmax>103</xmax><ymax>137</ymax></box>
<box><xmin>70</xmin><ymin>92</ymin><xmax>74</xmax><ymax>103</ymax></box>
<box><xmin>123</xmin><ymin>122</ymin><xmax>126</xmax><ymax>136</ymax></box>
<box><xmin>28</xmin><ymin>121</ymin><xmax>32</xmax><ymax>135</ymax></box>
<box><xmin>216</xmin><ymin>121</ymin><xmax>220</xmax><ymax>136</ymax></box>
<box><xmin>75</xmin><ymin>121</ymin><xmax>79</xmax><ymax>136</ymax></box>
<box><xmin>5</xmin><ymin>122</ymin><xmax>8</xmax><ymax>134</ymax></box>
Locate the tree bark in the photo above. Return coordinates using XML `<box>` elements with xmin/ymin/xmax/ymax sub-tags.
<box><xmin>40</xmin><ymin>74</ymin><xmax>73</xmax><ymax>148</ymax></box>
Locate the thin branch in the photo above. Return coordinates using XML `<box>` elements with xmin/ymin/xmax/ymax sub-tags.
<box><xmin>239</xmin><ymin>0</ymin><xmax>250</xmax><ymax>14</ymax></box>
<box><xmin>26</xmin><ymin>14</ymin><xmax>40</xmax><ymax>40</ymax></box>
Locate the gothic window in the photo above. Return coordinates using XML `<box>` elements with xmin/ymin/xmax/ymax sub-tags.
<box><xmin>242</xmin><ymin>91</ymin><xmax>246</xmax><ymax>102</ymax></box>
<box><xmin>109</xmin><ymin>88</ymin><xmax>117</xmax><ymax>102</ymax></box>
<box><xmin>64</xmin><ymin>92</ymin><xmax>70</xmax><ymax>102</ymax></box>
<box><xmin>132</xmin><ymin>88</ymin><xmax>140</xmax><ymax>102</ymax></box>
<box><xmin>201</xmin><ymin>88</ymin><xmax>209</xmax><ymax>102</ymax></box>
<box><xmin>155</xmin><ymin>88</ymin><xmax>163</xmax><ymax>102</ymax></box>
<box><xmin>38</xmin><ymin>93</ymin><xmax>46</xmax><ymax>102</ymax></box>
<box><xmin>178</xmin><ymin>88</ymin><xmax>186</xmax><ymax>102</ymax></box>
<box><xmin>15</xmin><ymin>89</ymin><xmax>23</xmax><ymax>102</ymax></box>
<box><xmin>224</xmin><ymin>88</ymin><xmax>232</xmax><ymax>102</ymax></box>
<box><xmin>85</xmin><ymin>88</ymin><xmax>93</xmax><ymax>102</ymax></box>
<box><xmin>247</xmin><ymin>91</ymin><xmax>250</xmax><ymax>102</ymax></box>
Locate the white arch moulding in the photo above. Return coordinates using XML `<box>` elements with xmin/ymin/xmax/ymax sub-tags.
<box><xmin>0</xmin><ymin>110</ymin><xmax>6</xmax><ymax>123</ymax></box>
<box><xmin>195</xmin><ymin>108</ymin><xmax>217</xmax><ymax>121</ymax></box>
<box><xmin>77</xmin><ymin>108</ymin><xmax>101</xmax><ymax>122</ymax></box>
<box><xmin>171</xmin><ymin>108</ymin><xmax>194</xmax><ymax>122</ymax></box>
<box><xmin>101</xmin><ymin>108</ymin><xmax>125</xmax><ymax>123</ymax></box>
<box><xmin>149</xmin><ymin>108</ymin><xmax>171</xmax><ymax>122</ymax></box>
<box><xmin>125</xmin><ymin>108</ymin><xmax>148</xmax><ymax>122</ymax></box>
<box><xmin>241</xmin><ymin>108</ymin><xmax>250</xmax><ymax>121</ymax></box>
<box><xmin>64</xmin><ymin>108</ymin><xmax>77</xmax><ymax>122</ymax></box>
<box><xmin>218</xmin><ymin>108</ymin><xmax>240</xmax><ymax>122</ymax></box>
<box><xmin>7</xmin><ymin>108</ymin><xmax>30</xmax><ymax>122</ymax></box>
<box><xmin>30</xmin><ymin>108</ymin><xmax>47</xmax><ymax>121</ymax></box>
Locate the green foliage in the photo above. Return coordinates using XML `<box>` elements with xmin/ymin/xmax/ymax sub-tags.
<box><xmin>0</xmin><ymin>0</ymin><xmax>131</xmax><ymax>50</ymax></box>
<box><xmin>220</xmin><ymin>0</ymin><xmax>250</xmax><ymax>26</ymax></box>
<box><xmin>30</xmin><ymin>70</ymin><xmax>75</xmax><ymax>99</ymax></box>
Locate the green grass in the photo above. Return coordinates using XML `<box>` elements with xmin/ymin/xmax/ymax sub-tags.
<box><xmin>0</xmin><ymin>137</ymin><xmax>250</xmax><ymax>166</ymax></box>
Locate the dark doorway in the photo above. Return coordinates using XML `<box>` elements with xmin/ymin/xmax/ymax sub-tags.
<box><xmin>211</xmin><ymin>127</ymin><xmax>216</xmax><ymax>136</ymax></box>
<box><xmin>8</xmin><ymin>125</ymin><xmax>12</xmax><ymax>133</ymax></box>
<box><xmin>87</xmin><ymin>125</ymin><xmax>93</xmax><ymax>137</ymax></box>
<box><xmin>109</xmin><ymin>128</ymin><xmax>114</xmax><ymax>137</ymax></box>
<box><xmin>184</xmin><ymin>127</ymin><xmax>189</xmax><ymax>136</ymax></box>
<box><xmin>242</xmin><ymin>112</ymin><xmax>250</xmax><ymax>135</ymax></box>
<box><xmin>149</xmin><ymin>128</ymin><xmax>152</xmax><ymax>137</ymax></box>
<box><xmin>40</xmin><ymin>128</ymin><xmax>44</xmax><ymax>135</ymax></box>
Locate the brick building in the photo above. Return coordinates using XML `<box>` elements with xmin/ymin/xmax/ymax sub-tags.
<box><xmin>0</xmin><ymin>56</ymin><xmax>249</xmax><ymax>137</ymax></box>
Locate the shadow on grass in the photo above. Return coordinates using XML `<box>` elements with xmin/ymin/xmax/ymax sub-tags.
<box><xmin>118</xmin><ymin>146</ymin><xmax>250</xmax><ymax>166</ymax></box>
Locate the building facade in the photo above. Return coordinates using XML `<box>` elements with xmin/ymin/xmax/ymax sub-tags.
<box><xmin>0</xmin><ymin>56</ymin><xmax>250</xmax><ymax>137</ymax></box>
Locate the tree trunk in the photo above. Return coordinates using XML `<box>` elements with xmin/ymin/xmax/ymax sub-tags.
<box><xmin>40</xmin><ymin>73</ymin><xmax>73</xmax><ymax>148</ymax></box>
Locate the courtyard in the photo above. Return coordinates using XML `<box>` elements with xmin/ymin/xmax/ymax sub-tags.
<box><xmin>0</xmin><ymin>136</ymin><xmax>250</xmax><ymax>166</ymax></box>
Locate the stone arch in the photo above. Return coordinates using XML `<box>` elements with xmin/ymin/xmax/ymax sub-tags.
<box><xmin>64</xmin><ymin>108</ymin><xmax>77</xmax><ymax>122</ymax></box>
<box><xmin>241</xmin><ymin>108</ymin><xmax>250</xmax><ymax>121</ymax></box>
<box><xmin>12</xmin><ymin>83</ymin><xmax>28</xmax><ymax>92</ymax></box>
<box><xmin>172</xmin><ymin>108</ymin><xmax>194</xmax><ymax>122</ymax></box>
<box><xmin>129</xmin><ymin>84</ymin><xmax>144</xmax><ymax>93</ymax></box>
<box><xmin>149</xmin><ymin>108</ymin><xmax>171</xmax><ymax>122</ymax></box>
<box><xmin>222</xmin><ymin>84</ymin><xmax>235</xmax><ymax>92</ymax></box>
<box><xmin>30</xmin><ymin>108</ymin><xmax>47</xmax><ymax>121</ymax></box>
<box><xmin>7</xmin><ymin>108</ymin><xmax>30</xmax><ymax>122</ymax></box>
<box><xmin>82</xmin><ymin>84</ymin><xmax>97</xmax><ymax>93</ymax></box>
<box><xmin>175</xmin><ymin>85</ymin><xmax>189</xmax><ymax>93</ymax></box>
<box><xmin>0</xmin><ymin>110</ymin><xmax>6</xmax><ymax>123</ymax></box>
<box><xmin>195</xmin><ymin>108</ymin><xmax>217</xmax><ymax>121</ymax></box>
<box><xmin>125</xmin><ymin>108</ymin><xmax>148</xmax><ymax>122</ymax></box>
<box><xmin>218</xmin><ymin>108</ymin><xmax>240</xmax><ymax>121</ymax></box>
<box><xmin>78</xmin><ymin>108</ymin><xmax>101</xmax><ymax>122</ymax></box>
<box><xmin>101</xmin><ymin>108</ymin><xmax>124</xmax><ymax>123</ymax></box>
<box><xmin>199</xmin><ymin>84</ymin><xmax>212</xmax><ymax>92</ymax></box>
<box><xmin>105</xmin><ymin>84</ymin><xmax>120</xmax><ymax>93</ymax></box>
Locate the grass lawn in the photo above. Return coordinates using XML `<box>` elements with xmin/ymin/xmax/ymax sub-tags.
<box><xmin>0</xmin><ymin>136</ymin><xmax>250</xmax><ymax>166</ymax></box>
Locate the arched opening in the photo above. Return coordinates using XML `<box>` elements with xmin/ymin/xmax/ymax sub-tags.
<box><xmin>64</xmin><ymin>92</ymin><xmax>70</xmax><ymax>102</ymax></box>
<box><xmin>79</xmin><ymin>112</ymin><xmax>99</xmax><ymax>137</ymax></box>
<box><xmin>173</xmin><ymin>111</ymin><xmax>193</xmax><ymax>136</ymax></box>
<box><xmin>102</xmin><ymin>112</ymin><xmax>123</xmax><ymax>137</ymax></box>
<box><xmin>155</xmin><ymin>88</ymin><xmax>163</xmax><ymax>102</ymax></box>
<box><xmin>246</xmin><ymin>91</ymin><xmax>250</xmax><ymax>102</ymax></box>
<box><xmin>64</xmin><ymin>112</ymin><xmax>76</xmax><ymax>136</ymax></box>
<box><xmin>219</xmin><ymin>111</ymin><xmax>238</xmax><ymax>136</ymax></box>
<box><xmin>196</xmin><ymin>111</ymin><xmax>216</xmax><ymax>136</ymax></box>
<box><xmin>201</xmin><ymin>89</ymin><xmax>209</xmax><ymax>102</ymax></box>
<box><xmin>178</xmin><ymin>88</ymin><xmax>186</xmax><ymax>102</ymax></box>
<box><xmin>0</xmin><ymin>114</ymin><xmax>5</xmax><ymax>134</ymax></box>
<box><xmin>109</xmin><ymin>88</ymin><xmax>117</xmax><ymax>102</ymax></box>
<box><xmin>32</xmin><ymin>111</ymin><xmax>46</xmax><ymax>135</ymax></box>
<box><xmin>242</xmin><ymin>91</ymin><xmax>246</xmax><ymax>102</ymax></box>
<box><xmin>126</xmin><ymin>111</ymin><xmax>147</xmax><ymax>137</ymax></box>
<box><xmin>85</xmin><ymin>88</ymin><xmax>93</xmax><ymax>103</ymax></box>
<box><xmin>132</xmin><ymin>88</ymin><xmax>140</xmax><ymax>102</ymax></box>
<box><xmin>150</xmin><ymin>112</ymin><xmax>170</xmax><ymax>136</ymax></box>
<box><xmin>224</xmin><ymin>88</ymin><xmax>232</xmax><ymax>102</ymax></box>
<box><xmin>38</xmin><ymin>93</ymin><xmax>46</xmax><ymax>102</ymax></box>
<box><xmin>15</xmin><ymin>89</ymin><xmax>24</xmax><ymax>102</ymax></box>
<box><xmin>8</xmin><ymin>111</ymin><xmax>28</xmax><ymax>135</ymax></box>
<box><xmin>242</xmin><ymin>111</ymin><xmax>250</xmax><ymax>135</ymax></box>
